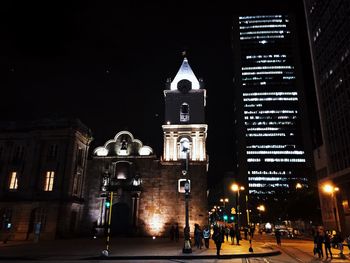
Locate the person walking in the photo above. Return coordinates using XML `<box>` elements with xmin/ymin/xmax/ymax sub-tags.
<box><xmin>203</xmin><ymin>225</ymin><xmax>210</xmax><ymax>248</ymax></box>
<box><xmin>313</xmin><ymin>231</ymin><xmax>323</xmax><ymax>258</ymax></box>
<box><xmin>229</xmin><ymin>225</ymin><xmax>235</xmax><ymax>245</ymax></box>
<box><xmin>212</xmin><ymin>225</ymin><xmax>224</xmax><ymax>257</ymax></box>
<box><xmin>194</xmin><ymin>224</ymin><xmax>202</xmax><ymax>249</ymax></box>
<box><xmin>324</xmin><ymin>232</ymin><xmax>333</xmax><ymax>259</ymax></box>
<box><xmin>224</xmin><ymin>226</ymin><xmax>230</xmax><ymax>242</ymax></box>
<box><xmin>174</xmin><ymin>223</ymin><xmax>179</xmax><ymax>242</ymax></box>
<box><xmin>235</xmin><ymin>224</ymin><xmax>240</xmax><ymax>245</ymax></box>
<box><xmin>275</xmin><ymin>229</ymin><xmax>281</xmax><ymax>246</ymax></box>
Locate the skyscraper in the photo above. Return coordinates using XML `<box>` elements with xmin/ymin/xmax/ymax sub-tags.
<box><xmin>304</xmin><ymin>0</ymin><xmax>350</xmax><ymax>234</ymax></box>
<box><xmin>232</xmin><ymin>14</ymin><xmax>313</xmax><ymax>219</ymax></box>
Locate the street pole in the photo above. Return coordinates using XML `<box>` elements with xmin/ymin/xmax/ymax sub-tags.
<box><xmin>246</xmin><ymin>194</ymin><xmax>253</xmax><ymax>252</ymax></box>
<box><xmin>102</xmin><ymin>191</ymin><xmax>113</xmax><ymax>257</ymax></box>
<box><xmin>183</xmin><ymin>150</ymin><xmax>192</xmax><ymax>253</ymax></box>
<box><xmin>237</xmin><ymin>189</ymin><xmax>240</xmax><ymax>228</ymax></box>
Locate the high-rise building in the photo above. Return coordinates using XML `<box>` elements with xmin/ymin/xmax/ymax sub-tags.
<box><xmin>304</xmin><ymin>0</ymin><xmax>350</xmax><ymax>234</ymax></box>
<box><xmin>232</xmin><ymin>14</ymin><xmax>313</xmax><ymax>219</ymax></box>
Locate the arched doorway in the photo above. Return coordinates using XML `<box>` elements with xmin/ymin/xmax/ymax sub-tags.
<box><xmin>111</xmin><ymin>202</ymin><xmax>131</xmax><ymax>236</ymax></box>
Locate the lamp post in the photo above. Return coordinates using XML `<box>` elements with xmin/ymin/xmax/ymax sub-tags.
<box><xmin>182</xmin><ymin>140</ymin><xmax>192</xmax><ymax>254</ymax></box>
<box><xmin>231</xmin><ymin>183</ymin><xmax>245</xmax><ymax>228</ymax></box>
<box><xmin>220</xmin><ymin>198</ymin><xmax>229</xmax><ymax>223</ymax></box>
<box><xmin>101</xmin><ymin>191</ymin><xmax>113</xmax><ymax>257</ymax></box>
<box><xmin>322</xmin><ymin>183</ymin><xmax>341</xmax><ymax>232</ymax></box>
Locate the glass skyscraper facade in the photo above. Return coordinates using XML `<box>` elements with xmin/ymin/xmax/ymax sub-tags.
<box><xmin>232</xmin><ymin>14</ymin><xmax>313</xmax><ymax>209</ymax></box>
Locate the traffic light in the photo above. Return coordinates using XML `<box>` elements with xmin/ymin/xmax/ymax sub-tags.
<box><xmin>105</xmin><ymin>200</ymin><xmax>111</xmax><ymax>208</ymax></box>
<box><xmin>230</xmin><ymin>216</ymin><xmax>234</xmax><ymax>221</ymax></box>
<box><xmin>223</xmin><ymin>215</ymin><xmax>228</xmax><ymax>221</ymax></box>
<box><xmin>231</xmin><ymin>207</ymin><xmax>236</xmax><ymax>214</ymax></box>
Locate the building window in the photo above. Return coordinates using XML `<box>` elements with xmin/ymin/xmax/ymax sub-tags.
<box><xmin>179</xmin><ymin>138</ymin><xmax>190</xmax><ymax>159</ymax></box>
<box><xmin>180</xmin><ymin>103</ymin><xmax>190</xmax><ymax>122</ymax></box>
<box><xmin>9</xmin><ymin>172</ymin><xmax>18</xmax><ymax>190</ymax></box>
<box><xmin>13</xmin><ymin>145</ymin><xmax>24</xmax><ymax>161</ymax></box>
<box><xmin>44</xmin><ymin>171</ymin><xmax>55</xmax><ymax>191</ymax></box>
<box><xmin>77</xmin><ymin>148</ymin><xmax>84</xmax><ymax>166</ymax></box>
<box><xmin>47</xmin><ymin>144</ymin><xmax>58</xmax><ymax>160</ymax></box>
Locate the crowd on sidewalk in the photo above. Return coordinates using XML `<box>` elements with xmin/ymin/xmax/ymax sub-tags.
<box><xmin>170</xmin><ymin>222</ymin><xmax>255</xmax><ymax>257</ymax></box>
<box><xmin>312</xmin><ymin>228</ymin><xmax>350</xmax><ymax>259</ymax></box>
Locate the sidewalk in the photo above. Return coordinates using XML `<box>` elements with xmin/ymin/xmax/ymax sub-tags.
<box><xmin>0</xmin><ymin>237</ymin><xmax>280</xmax><ymax>260</ymax></box>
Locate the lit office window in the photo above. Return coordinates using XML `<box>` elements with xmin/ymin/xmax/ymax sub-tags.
<box><xmin>9</xmin><ymin>172</ymin><xmax>18</xmax><ymax>190</ymax></box>
<box><xmin>44</xmin><ymin>171</ymin><xmax>55</xmax><ymax>191</ymax></box>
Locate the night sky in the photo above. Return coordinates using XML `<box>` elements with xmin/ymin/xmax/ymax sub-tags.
<box><xmin>2</xmin><ymin>1</ymin><xmax>316</xmax><ymax>186</ymax></box>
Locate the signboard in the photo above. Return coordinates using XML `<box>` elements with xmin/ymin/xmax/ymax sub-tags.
<box><xmin>178</xmin><ymin>179</ymin><xmax>191</xmax><ymax>193</ymax></box>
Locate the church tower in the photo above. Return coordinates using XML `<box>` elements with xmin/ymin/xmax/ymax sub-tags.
<box><xmin>163</xmin><ymin>57</ymin><xmax>208</xmax><ymax>161</ymax></box>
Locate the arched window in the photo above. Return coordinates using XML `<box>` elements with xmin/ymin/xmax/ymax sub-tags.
<box><xmin>180</xmin><ymin>103</ymin><xmax>190</xmax><ymax>122</ymax></box>
<box><xmin>179</xmin><ymin>138</ymin><xmax>190</xmax><ymax>159</ymax></box>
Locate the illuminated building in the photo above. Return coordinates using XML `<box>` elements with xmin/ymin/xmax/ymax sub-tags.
<box><xmin>232</xmin><ymin>14</ymin><xmax>313</xmax><ymax>216</ymax></box>
<box><xmin>304</xmin><ymin>0</ymin><xmax>350</xmax><ymax>234</ymax></box>
<box><xmin>83</xmin><ymin>57</ymin><xmax>208</xmax><ymax>237</ymax></box>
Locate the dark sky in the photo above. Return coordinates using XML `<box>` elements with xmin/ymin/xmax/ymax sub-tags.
<box><xmin>1</xmin><ymin>1</ymin><xmax>316</xmax><ymax>186</ymax></box>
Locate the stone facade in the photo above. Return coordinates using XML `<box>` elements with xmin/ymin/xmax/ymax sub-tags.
<box><xmin>82</xmin><ymin>131</ymin><xmax>208</xmax><ymax>237</ymax></box>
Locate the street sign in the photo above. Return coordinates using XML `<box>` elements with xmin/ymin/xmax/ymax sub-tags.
<box><xmin>178</xmin><ymin>179</ymin><xmax>191</xmax><ymax>193</ymax></box>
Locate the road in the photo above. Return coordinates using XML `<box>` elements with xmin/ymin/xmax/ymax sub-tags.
<box><xmin>3</xmin><ymin>233</ymin><xmax>349</xmax><ymax>263</ymax></box>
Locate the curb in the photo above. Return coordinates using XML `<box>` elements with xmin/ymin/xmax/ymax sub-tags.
<box><xmin>84</xmin><ymin>250</ymin><xmax>281</xmax><ymax>260</ymax></box>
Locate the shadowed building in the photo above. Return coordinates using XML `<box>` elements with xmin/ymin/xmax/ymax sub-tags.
<box><xmin>304</xmin><ymin>0</ymin><xmax>350</xmax><ymax>235</ymax></box>
<box><xmin>0</xmin><ymin>119</ymin><xmax>92</xmax><ymax>240</ymax></box>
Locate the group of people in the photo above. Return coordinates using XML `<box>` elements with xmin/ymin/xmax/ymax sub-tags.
<box><xmin>212</xmin><ymin>223</ymin><xmax>255</xmax><ymax>256</ymax></box>
<box><xmin>313</xmin><ymin>230</ymin><xmax>350</xmax><ymax>259</ymax></box>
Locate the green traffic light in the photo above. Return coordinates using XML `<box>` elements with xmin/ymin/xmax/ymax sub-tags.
<box><xmin>105</xmin><ymin>201</ymin><xmax>111</xmax><ymax>208</ymax></box>
<box><xmin>223</xmin><ymin>215</ymin><xmax>228</xmax><ymax>220</ymax></box>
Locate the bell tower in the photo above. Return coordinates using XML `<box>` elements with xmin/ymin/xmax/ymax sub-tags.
<box><xmin>162</xmin><ymin>57</ymin><xmax>208</xmax><ymax>161</ymax></box>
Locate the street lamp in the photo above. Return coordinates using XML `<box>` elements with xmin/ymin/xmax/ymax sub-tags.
<box><xmin>231</xmin><ymin>183</ymin><xmax>245</xmax><ymax>228</ymax></box>
<box><xmin>322</xmin><ymin>183</ymin><xmax>341</xmax><ymax>232</ymax></box>
<box><xmin>295</xmin><ymin>183</ymin><xmax>303</xmax><ymax>189</ymax></box>
<box><xmin>181</xmin><ymin>139</ymin><xmax>192</xmax><ymax>254</ymax></box>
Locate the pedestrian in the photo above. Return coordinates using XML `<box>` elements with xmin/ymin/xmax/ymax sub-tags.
<box><xmin>244</xmin><ymin>226</ymin><xmax>248</xmax><ymax>240</ymax></box>
<box><xmin>275</xmin><ymin>229</ymin><xmax>281</xmax><ymax>246</ymax></box>
<box><xmin>314</xmin><ymin>231</ymin><xmax>324</xmax><ymax>258</ymax></box>
<box><xmin>324</xmin><ymin>231</ymin><xmax>333</xmax><ymax>259</ymax></box>
<box><xmin>203</xmin><ymin>225</ymin><xmax>210</xmax><ymax>248</ymax></box>
<box><xmin>174</xmin><ymin>223</ymin><xmax>179</xmax><ymax>242</ymax></box>
<box><xmin>250</xmin><ymin>224</ymin><xmax>255</xmax><ymax>238</ymax></box>
<box><xmin>170</xmin><ymin>224</ymin><xmax>175</xmax><ymax>241</ymax></box>
<box><xmin>224</xmin><ymin>225</ymin><xmax>230</xmax><ymax>242</ymax></box>
<box><xmin>335</xmin><ymin>231</ymin><xmax>344</xmax><ymax>255</ymax></box>
<box><xmin>194</xmin><ymin>224</ymin><xmax>202</xmax><ymax>249</ymax></box>
<box><xmin>229</xmin><ymin>224</ymin><xmax>235</xmax><ymax>245</ymax></box>
<box><xmin>212</xmin><ymin>224</ymin><xmax>224</xmax><ymax>257</ymax></box>
<box><xmin>235</xmin><ymin>224</ymin><xmax>240</xmax><ymax>245</ymax></box>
